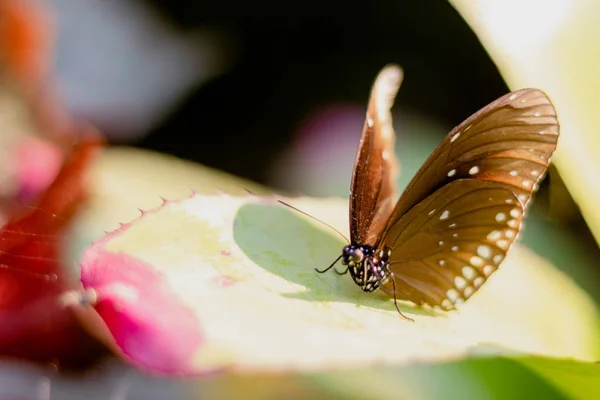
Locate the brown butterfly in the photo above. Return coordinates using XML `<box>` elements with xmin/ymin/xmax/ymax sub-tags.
<box><xmin>304</xmin><ymin>65</ymin><xmax>559</xmax><ymax>320</ymax></box>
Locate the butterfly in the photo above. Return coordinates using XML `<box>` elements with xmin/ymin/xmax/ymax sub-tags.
<box><xmin>309</xmin><ymin>65</ymin><xmax>559</xmax><ymax>320</ymax></box>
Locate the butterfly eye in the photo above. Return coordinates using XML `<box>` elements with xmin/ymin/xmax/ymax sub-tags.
<box><xmin>342</xmin><ymin>246</ymin><xmax>364</xmax><ymax>264</ymax></box>
<box><xmin>349</xmin><ymin>248</ymin><xmax>364</xmax><ymax>263</ymax></box>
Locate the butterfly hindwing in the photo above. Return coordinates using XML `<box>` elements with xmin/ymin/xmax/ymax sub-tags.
<box><xmin>380</xmin><ymin>179</ymin><xmax>523</xmax><ymax>309</ymax></box>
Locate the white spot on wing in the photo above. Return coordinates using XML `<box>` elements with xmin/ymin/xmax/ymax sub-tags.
<box><xmin>483</xmin><ymin>265</ymin><xmax>495</xmax><ymax>276</ymax></box>
<box><xmin>509</xmin><ymin>93</ymin><xmax>517</xmax><ymax>100</ymax></box>
<box><xmin>440</xmin><ymin>210</ymin><xmax>450</xmax><ymax>220</ymax></box>
<box><xmin>454</xmin><ymin>276</ymin><xmax>467</xmax><ymax>290</ymax></box>
<box><xmin>522</xmin><ymin>180</ymin><xmax>532</xmax><ymax>188</ymax></box>
<box><xmin>497</xmin><ymin>239</ymin><xmax>510</xmax><ymax>250</ymax></box>
<box><xmin>464</xmin><ymin>286</ymin><xmax>474</xmax><ymax>298</ymax></box>
<box><xmin>451</xmin><ymin>246</ymin><xmax>459</xmax><ymax>252</ymax></box>
<box><xmin>469</xmin><ymin>166</ymin><xmax>480</xmax><ymax>175</ymax></box>
<box><xmin>508</xmin><ymin>220</ymin><xmax>519</xmax><ymax>228</ymax></box>
<box><xmin>428</xmin><ymin>209</ymin><xmax>436</xmax><ymax>216</ymax></box>
<box><xmin>487</xmin><ymin>230</ymin><xmax>502</xmax><ymax>240</ymax></box>
<box><xmin>477</xmin><ymin>245</ymin><xmax>492</xmax><ymax>259</ymax></box>
<box><xmin>473</xmin><ymin>277</ymin><xmax>485</xmax><ymax>288</ymax></box>
<box><xmin>462</xmin><ymin>266</ymin><xmax>476</xmax><ymax>280</ymax></box>
<box><xmin>493</xmin><ymin>254</ymin><xmax>504</xmax><ymax>264</ymax></box>
<box><xmin>447</xmin><ymin>169</ymin><xmax>456</xmax><ymax>177</ymax></box>
<box><xmin>442</xmin><ymin>299</ymin><xmax>452</xmax><ymax>309</ymax></box>
<box><xmin>495</xmin><ymin>212</ymin><xmax>506</xmax><ymax>222</ymax></box>
<box><xmin>509</xmin><ymin>170</ymin><xmax>518</xmax><ymax>176</ymax></box>
<box><xmin>366</xmin><ymin>115</ymin><xmax>374</xmax><ymax>128</ymax></box>
<box><xmin>439</xmin><ymin>260</ymin><xmax>446</xmax><ymax>266</ymax></box>
<box><xmin>510</xmin><ymin>208</ymin><xmax>522</xmax><ymax>218</ymax></box>
<box><xmin>450</xmin><ymin>132</ymin><xmax>461</xmax><ymax>142</ymax></box>
<box><xmin>446</xmin><ymin>289</ymin><xmax>460</xmax><ymax>302</ymax></box>
<box><xmin>505</xmin><ymin>229</ymin><xmax>516</xmax><ymax>239</ymax></box>
<box><xmin>470</xmin><ymin>256</ymin><xmax>484</xmax><ymax>267</ymax></box>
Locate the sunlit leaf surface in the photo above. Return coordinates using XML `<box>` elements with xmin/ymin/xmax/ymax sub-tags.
<box><xmin>79</xmin><ymin>191</ymin><xmax>598</xmax><ymax>374</ymax></box>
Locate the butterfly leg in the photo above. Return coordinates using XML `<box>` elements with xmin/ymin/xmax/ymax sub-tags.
<box><xmin>389</xmin><ymin>273</ymin><xmax>414</xmax><ymax>322</ymax></box>
<box><xmin>315</xmin><ymin>254</ymin><xmax>343</xmax><ymax>273</ymax></box>
<box><xmin>333</xmin><ymin>266</ymin><xmax>349</xmax><ymax>275</ymax></box>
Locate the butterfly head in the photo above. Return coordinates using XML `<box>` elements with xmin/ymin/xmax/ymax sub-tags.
<box><xmin>342</xmin><ymin>245</ymin><xmax>365</xmax><ymax>265</ymax></box>
<box><xmin>342</xmin><ymin>245</ymin><xmax>391</xmax><ymax>292</ymax></box>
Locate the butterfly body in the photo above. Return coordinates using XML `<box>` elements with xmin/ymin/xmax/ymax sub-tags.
<box><xmin>342</xmin><ymin>244</ymin><xmax>391</xmax><ymax>292</ymax></box>
<box><xmin>329</xmin><ymin>64</ymin><xmax>559</xmax><ymax>317</ymax></box>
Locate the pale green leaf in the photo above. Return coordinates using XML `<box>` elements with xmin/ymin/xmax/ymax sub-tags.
<box><xmin>64</xmin><ymin>146</ymin><xmax>269</xmax><ymax>264</ymax></box>
<box><xmin>517</xmin><ymin>357</ymin><xmax>600</xmax><ymax>400</ymax></box>
<box><xmin>88</xmin><ymin>191</ymin><xmax>599</xmax><ymax>373</ymax></box>
<box><xmin>449</xmin><ymin>0</ymin><xmax>600</xmax><ymax>245</ymax></box>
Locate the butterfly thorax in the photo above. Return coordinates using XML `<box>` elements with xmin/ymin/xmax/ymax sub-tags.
<box><xmin>342</xmin><ymin>244</ymin><xmax>392</xmax><ymax>292</ymax></box>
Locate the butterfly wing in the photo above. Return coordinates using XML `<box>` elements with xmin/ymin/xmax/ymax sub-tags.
<box><xmin>387</xmin><ymin>88</ymin><xmax>559</xmax><ymax>222</ymax></box>
<box><xmin>349</xmin><ymin>64</ymin><xmax>403</xmax><ymax>246</ymax></box>
<box><xmin>381</xmin><ymin>179</ymin><xmax>523</xmax><ymax>309</ymax></box>
<box><xmin>378</xmin><ymin>89</ymin><xmax>559</xmax><ymax>308</ymax></box>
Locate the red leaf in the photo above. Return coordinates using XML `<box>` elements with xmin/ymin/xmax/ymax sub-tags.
<box><xmin>0</xmin><ymin>132</ymin><xmax>108</xmax><ymax>367</ymax></box>
<box><xmin>81</xmin><ymin>248</ymin><xmax>204</xmax><ymax>374</ymax></box>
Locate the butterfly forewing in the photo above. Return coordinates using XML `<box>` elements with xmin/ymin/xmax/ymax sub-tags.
<box><xmin>349</xmin><ymin>65</ymin><xmax>403</xmax><ymax>246</ymax></box>
<box><xmin>380</xmin><ymin>179</ymin><xmax>523</xmax><ymax>309</ymax></box>
<box><xmin>388</xmin><ymin>89</ymin><xmax>559</xmax><ymax>221</ymax></box>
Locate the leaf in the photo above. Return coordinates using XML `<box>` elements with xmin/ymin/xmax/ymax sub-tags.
<box><xmin>79</xmin><ymin>192</ymin><xmax>599</xmax><ymax>375</ymax></box>
<box><xmin>516</xmin><ymin>357</ymin><xmax>600</xmax><ymax>400</ymax></box>
<box><xmin>65</xmin><ymin>146</ymin><xmax>270</xmax><ymax>259</ymax></box>
<box><xmin>309</xmin><ymin>357</ymin><xmax>600</xmax><ymax>400</ymax></box>
<box><xmin>448</xmin><ymin>0</ymin><xmax>600</xmax><ymax>245</ymax></box>
<box><xmin>0</xmin><ymin>135</ymin><xmax>107</xmax><ymax>367</ymax></box>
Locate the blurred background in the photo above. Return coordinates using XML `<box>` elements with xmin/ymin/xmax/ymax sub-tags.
<box><xmin>51</xmin><ymin>0</ymin><xmax>507</xmax><ymax>184</ymax></box>
<box><xmin>1</xmin><ymin>0</ymin><xmax>600</xmax><ymax>398</ymax></box>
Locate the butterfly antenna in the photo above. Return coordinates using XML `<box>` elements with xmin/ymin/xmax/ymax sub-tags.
<box><xmin>390</xmin><ymin>273</ymin><xmax>414</xmax><ymax>322</ymax></box>
<box><xmin>277</xmin><ymin>200</ymin><xmax>350</xmax><ymax>242</ymax></box>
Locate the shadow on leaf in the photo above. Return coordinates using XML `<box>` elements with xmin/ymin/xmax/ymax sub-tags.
<box><xmin>233</xmin><ymin>202</ymin><xmax>435</xmax><ymax>318</ymax></box>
